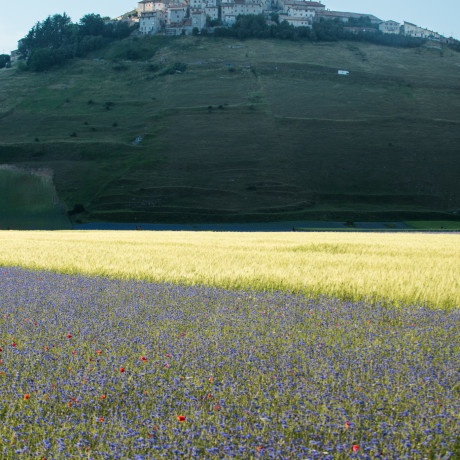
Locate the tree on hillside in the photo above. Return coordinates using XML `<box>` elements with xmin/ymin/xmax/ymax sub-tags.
<box><xmin>79</xmin><ymin>14</ymin><xmax>106</xmax><ymax>37</ymax></box>
<box><xmin>0</xmin><ymin>54</ymin><xmax>11</xmax><ymax>69</ymax></box>
<box><xmin>104</xmin><ymin>21</ymin><xmax>134</xmax><ymax>39</ymax></box>
<box><xmin>312</xmin><ymin>18</ymin><xmax>344</xmax><ymax>41</ymax></box>
<box><xmin>19</xmin><ymin>13</ymin><xmax>75</xmax><ymax>58</ymax></box>
<box><xmin>18</xmin><ymin>12</ymin><xmax>137</xmax><ymax>71</ymax></box>
<box><xmin>270</xmin><ymin>13</ymin><xmax>279</xmax><ymax>25</ymax></box>
<box><xmin>347</xmin><ymin>16</ymin><xmax>378</xmax><ymax>29</ymax></box>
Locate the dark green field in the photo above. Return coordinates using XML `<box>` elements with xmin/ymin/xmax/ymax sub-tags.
<box><xmin>1</xmin><ymin>36</ymin><xmax>460</xmax><ymax>225</ymax></box>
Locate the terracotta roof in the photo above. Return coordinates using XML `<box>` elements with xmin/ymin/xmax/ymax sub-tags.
<box><xmin>222</xmin><ymin>2</ymin><xmax>261</xmax><ymax>6</ymax></box>
<box><xmin>301</xmin><ymin>1</ymin><xmax>324</xmax><ymax>6</ymax></box>
<box><xmin>284</xmin><ymin>1</ymin><xmax>324</xmax><ymax>7</ymax></box>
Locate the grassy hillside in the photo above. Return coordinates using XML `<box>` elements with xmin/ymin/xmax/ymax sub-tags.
<box><xmin>1</xmin><ymin>36</ymin><xmax>460</xmax><ymax>225</ymax></box>
<box><xmin>0</xmin><ymin>166</ymin><xmax>70</xmax><ymax>229</ymax></box>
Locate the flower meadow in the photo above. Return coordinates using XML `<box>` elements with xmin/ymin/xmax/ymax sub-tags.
<box><xmin>0</xmin><ymin>267</ymin><xmax>459</xmax><ymax>459</ymax></box>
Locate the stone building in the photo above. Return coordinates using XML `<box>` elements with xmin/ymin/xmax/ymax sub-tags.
<box><xmin>139</xmin><ymin>11</ymin><xmax>165</xmax><ymax>34</ymax></box>
<box><xmin>221</xmin><ymin>0</ymin><xmax>264</xmax><ymax>25</ymax></box>
<box><xmin>403</xmin><ymin>22</ymin><xmax>441</xmax><ymax>39</ymax></box>
<box><xmin>138</xmin><ymin>0</ymin><xmax>448</xmax><ymax>39</ymax></box>
<box><xmin>379</xmin><ymin>20</ymin><xmax>401</xmax><ymax>34</ymax></box>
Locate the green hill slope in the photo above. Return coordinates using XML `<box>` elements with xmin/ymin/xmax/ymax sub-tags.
<box><xmin>1</xmin><ymin>36</ymin><xmax>460</xmax><ymax>225</ymax></box>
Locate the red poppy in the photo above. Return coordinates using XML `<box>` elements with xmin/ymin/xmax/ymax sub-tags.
<box><xmin>12</xmin><ymin>343</ymin><xmax>16</xmax><ymax>347</ymax></box>
<box><xmin>177</xmin><ymin>415</ymin><xmax>186</xmax><ymax>422</ymax></box>
<box><xmin>101</xmin><ymin>395</ymin><xmax>106</xmax><ymax>400</ymax></box>
<box><xmin>141</xmin><ymin>356</ymin><xmax>147</xmax><ymax>361</ymax></box>
<box><xmin>120</xmin><ymin>367</ymin><xmax>125</xmax><ymax>372</ymax></box>
<box><xmin>96</xmin><ymin>350</ymin><xmax>102</xmax><ymax>354</ymax></box>
<box><xmin>24</xmin><ymin>394</ymin><xmax>30</xmax><ymax>400</ymax></box>
<box><xmin>352</xmin><ymin>445</ymin><xmax>360</xmax><ymax>452</ymax></box>
<box><xmin>67</xmin><ymin>335</ymin><xmax>72</xmax><ymax>339</ymax></box>
<box><xmin>345</xmin><ymin>422</ymin><xmax>351</xmax><ymax>428</ymax></box>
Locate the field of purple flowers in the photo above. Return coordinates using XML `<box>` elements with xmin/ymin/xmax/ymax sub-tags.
<box><xmin>0</xmin><ymin>266</ymin><xmax>459</xmax><ymax>459</ymax></box>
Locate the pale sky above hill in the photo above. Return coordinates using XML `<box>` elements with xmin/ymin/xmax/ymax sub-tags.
<box><xmin>0</xmin><ymin>0</ymin><xmax>459</xmax><ymax>54</ymax></box>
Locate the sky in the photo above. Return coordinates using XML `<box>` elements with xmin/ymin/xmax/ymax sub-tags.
<box><xmin>0</xmin><ymin>0</ymin><xmax>459</xmax><ymax>54</ymax></box>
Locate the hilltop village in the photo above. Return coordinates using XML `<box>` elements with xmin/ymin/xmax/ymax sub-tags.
<box><xmin>2</xmin><ymin>0</ymin><xmax>458</xmax><ymax>68</ymax></box>
<box><xmin>136</xmin><ymin>0</ymin><xmax>450</xmax><ymax>40</ymax></box>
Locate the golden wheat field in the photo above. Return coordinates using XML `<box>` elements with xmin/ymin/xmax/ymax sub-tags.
<box><xmin>0</xmin><ymin>230</ymin><xmax>459</xmax><ymax>309</ymax></box>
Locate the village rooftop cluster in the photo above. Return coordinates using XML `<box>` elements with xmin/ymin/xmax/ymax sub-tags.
<box><xmin>135</xmin><ymin>0</ymin><xmax>453</xmax><ymax>41</ymax></box>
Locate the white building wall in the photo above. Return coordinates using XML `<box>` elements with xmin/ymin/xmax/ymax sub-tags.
<box><xmin>192</xmin><ymin>11</ymin><xmax>207</xmax><ymax>29</ymax></box>
<box><xmin>223</xmin><ymin>14</ymin><xmax>237</xmax><ymax>25</ymax></box>
<box><xmin>205</xmin><ymin>6</ymin><xmax>219</xmax><ymax>20</ymax></box>
<box><xmin>190</xmin><ymin>0</ymin><xmax>203</xmax><ymax>8</ymax></box>
<box><xmin>284</xmin><ymin>16</ymin><xmax>312</xmax><ymax>27</ymax></box>
<box><xmin>138</xmin><ymin>1</ymin><xmax>166</xmax><ymax>13</ymax></box>
<box><xmin>285</xmin><ymin>7</ymin><xmax>315</xmax><ymax>19</ymax></box>
<box><xmin>222</xmin><ymin>2</ymin><xmax>263</xmax><ymax>23</ymax></box>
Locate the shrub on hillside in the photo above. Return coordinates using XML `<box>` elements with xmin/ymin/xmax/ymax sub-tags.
<box><xmin>27</xmin><ymin>48</ymin><xmax>66</xmax><ymax>72</ymax></box>
<box><xmin>146</xmin><ymin>63</ymin><xmax>160</xmax><ymax>72</ymax></box>
<box><xmin>159</xmin><ymin>62</ymin><xmax>187</xmax><ymax>76</ymax></box>
<box><xmin>112</xmin><ymin>63</ymin><xmax>128</xmax><ymax>71</ymax></box>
